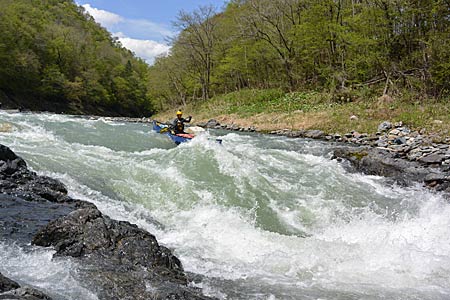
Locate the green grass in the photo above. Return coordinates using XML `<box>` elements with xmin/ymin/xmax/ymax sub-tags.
<box><xmin>154</xmin><ymin>89</ymin><xmax>450</xmax><ymax>137</ymax></box>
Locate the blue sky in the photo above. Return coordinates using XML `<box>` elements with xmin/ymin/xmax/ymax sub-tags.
<box><xmin>77</xmin><ymin>1</ymin><xmax>227</xmax><ymax>64</ymax></box>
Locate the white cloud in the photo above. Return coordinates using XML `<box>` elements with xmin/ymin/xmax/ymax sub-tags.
<box><xmin>82</xmin><ymin>4</ymin><xmax>123</xmax><ymax>27</ymax></box>
<box><xmin>81</xmin><ymin>3</ymin><xmax>173</xmax><ymax>64</ymax></box>
<box><xmin>81</xmin><ymin>3</ymin><xmax>174</xmax><ymax>41</ymax></box>
<box><xmin>117</xmin><ymin>36</ymin><xmax>170</xmax><ymax>64</ymax></box>
<box><xmin>126</xmin><ymin>19</ymin><xmax>174</xmax><ymax>39</ymax></box>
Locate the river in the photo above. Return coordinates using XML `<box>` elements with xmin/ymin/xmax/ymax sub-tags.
<box><xmin>0</xmin><ymin>112</ymin><xmax>449</xmax><ymax>300</ymax></box>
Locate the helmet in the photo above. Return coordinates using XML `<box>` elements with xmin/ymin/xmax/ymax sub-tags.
<box><xmin>176</xmin><ymin>111</ymin><xmax>182</xmax><ymax>115</ymax></box>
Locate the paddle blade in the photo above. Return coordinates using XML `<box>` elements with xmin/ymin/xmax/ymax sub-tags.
<box><xmin>160</xmin><ymin>127</ymin><xmax>169</xmax><ymax>134</ymax></box>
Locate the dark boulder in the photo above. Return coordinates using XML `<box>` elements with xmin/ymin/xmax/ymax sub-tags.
<box><xmin>0</xmin><ymin>272</ymin><xmax>20</xmax><ymax>292</ymax></box>
<box><xmin>332</xmin><ymin>146</ymin><xmax>433</xmax><ymax>186</ymax></box>
<box><xmin>0</xmin><ymin>144</ymin><xmax>75</xmax><ymax>204</ymax></box>
<box><xmin>0</xmin><ymin>272</ymin><xmax>52</xmax><ymax>300</ymax></box>
<box><xmin>32</xmin><ymin>207</ymin><xmax>215</xmax><ymax>300</ymax></box>
<box><xmin>0</xmin><ymin>194</ymin><xmax>80</xmax><ymax>243</ymax></box>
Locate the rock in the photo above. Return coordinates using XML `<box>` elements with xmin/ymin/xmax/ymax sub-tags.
<box><xmin>332</xmin><ymin>147</ymin><xmax>431</xmax><ymax>185</ymax></box>
<box><xmin>0</xmin><ymin>272</ymin><xmax>20</xmax><ymax>292</ymax></box>
<box><xmin>206</xmin><ymin>119</ymin><xmax>220</xmax><ymax>128</ymax></box>
<box><xmin>397</xmin><ymin>127</ymin><xmax>411</xmax><ymax>135</ymax></box>
<box><xmin>376</xmin><ymin>141</ymin><xmax>389</xmax><ymax>148</ymax></box>
<box><xmin>350</xmin><ymin>115</ymin><xmax>358</xmax><ymax>121</ymax></box>
<box><xmin>286</xmin><ymin>130</ymin><xmax>305</xmax><ymax>138</ymax></box>
<box><xmin>378</xmin><ymin>121</ymin><xmax>392</xmax><ymax>132</ymax></box>
<box><xmin>1</xmin><ymin>287</ymin><xmax>53</xmax><ymax>300</ymax></box>
<box><xmin>394</xmin><ymin>137</ymin><xmax>407</xmax><ymax>145</ymax></box>
<box><xmin>0</xmin><ymin>272</ymin><xmax>52</xmax><ymax>300</ymax></box>
<box><xmin>424</xmin><ymin>173</ymin><xmax>450</xmax><ymax>184</ymax></box>
<box><xmin>0</xmin><ymin>144</ymin><xmax>214</xmax><ymax>300</ymax></box>
<box><xmin>433</xmin><ymin>120</ymin><xmax>443</xmax><ymax>124</ymax></box>
<box><xmin>0</xmin><ymin>194</ymin><xmax>80</xmax><ymax>244</ymax></box>
<box><xmin>389</xmin><ymin>129</ymin><xmax>400</xmax><ymax>136</ymax></box>
<box><xmin>304</xmin><ymin>130</ymin><xmax>325</xmax><ymax>139</ymax></box>
<box><xmin>419</xmin><ymin>154</ymin><xmax>445</xmax><ymax>165</ymax></box>
<box><xmin>32</xmin><ymin>207</ymin><xmax>214</xmax><ymax>300</ymax></box>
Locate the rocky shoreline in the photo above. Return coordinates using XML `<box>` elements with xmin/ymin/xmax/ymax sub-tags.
<box><xmin>0</xmin><ymin>144</ymin><xmax>215</xmax><ymax>300</ymax></box>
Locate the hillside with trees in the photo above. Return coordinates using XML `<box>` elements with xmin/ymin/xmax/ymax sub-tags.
<box><xmin>0</xmin><ymin>0</ymin><xmax>153</xmax><ymax>116</ymax></box>
<box><xmin>150</xmin><ymin>0</ymin><xmax>449</xmax><ymax>112</ymax></box>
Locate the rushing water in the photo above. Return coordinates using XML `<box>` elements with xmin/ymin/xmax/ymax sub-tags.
<box><xmin>0</xmin><ymin>111</ymin><xmax>449</xmax><ymax>300</ymax></box>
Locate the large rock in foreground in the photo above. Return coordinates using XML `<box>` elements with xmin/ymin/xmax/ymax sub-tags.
<box><xmin>32</xmin><ymin>207</ymin><xmax>212</xmax><ymax>300</ymax></box>
<box><xmin>0</xmin><ymin>144</ymin><xmax>214</xmax><ymax>300</ymax></box>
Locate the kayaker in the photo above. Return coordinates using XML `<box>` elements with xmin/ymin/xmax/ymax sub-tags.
<box><xmin>172</xmin><ymin>111</ymin><xmax>192</xmax><ymax>134</ymax></box>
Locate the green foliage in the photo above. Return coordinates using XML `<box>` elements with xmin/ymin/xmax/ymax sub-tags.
<box><xmin>0</xmin><ymin>0</ymin><xmax>154</xmax><ymax>116</ymax></box>
<box><xmin>149</xmin><ymin>0</ymin><xmax>449</xmax><ymax>112</ymax></box>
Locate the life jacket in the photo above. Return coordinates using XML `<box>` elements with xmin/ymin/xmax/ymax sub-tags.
<box><xmin>175</xmin><ymin>119</ymin><xmax>184</xmax><ymax>133</ymax></box>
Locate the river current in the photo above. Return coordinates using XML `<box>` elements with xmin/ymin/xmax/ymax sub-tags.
<box><xmin>0</xmin><ymin>112</ymin><xmax>449</xmax><ymax>300</ymax></box>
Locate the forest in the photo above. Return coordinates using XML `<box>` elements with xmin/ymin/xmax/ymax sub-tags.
<box><xmin>0</xmin><ymin>0</ymin><xmax>153</xmax><ymax>116</ymax></box>
<box><xmin>150</xmin><ymin>0</ymin><xmax>449</xmax><ymax>110</ymax></box>
<box><xmin>0</xmin><ymin>0</ymin><xmax>448</xmax><ymax>117</ymax></box>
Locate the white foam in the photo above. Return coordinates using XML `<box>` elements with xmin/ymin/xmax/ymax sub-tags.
<box><xmin>2</xmin><ymin>112</ymin><xmax>450</xmax><ymax>299</ymax></box>
<box><xmin>0</xmin><ymin>242</ymin><xmax>98</xmax><ymax>299</ymax></box>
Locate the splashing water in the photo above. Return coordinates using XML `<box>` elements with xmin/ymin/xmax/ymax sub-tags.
<box><xmin>1</xmin><ymin>112</ymin><xmax>449</xmax><ymax>299</ymax></box>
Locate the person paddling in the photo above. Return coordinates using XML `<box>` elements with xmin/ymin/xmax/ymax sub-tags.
<box><xmin>171</xmin><ymin>111</ymin><xmax>192</xmax><ymax>135</ymax></box>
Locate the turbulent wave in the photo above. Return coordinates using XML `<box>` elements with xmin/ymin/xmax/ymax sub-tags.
<box><xmin>1</xmin><ymin>112</ymin><xmax>449</xmax><ymax>299</ymax></box>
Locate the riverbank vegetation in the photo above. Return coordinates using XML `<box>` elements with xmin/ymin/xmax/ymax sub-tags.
<box><xmin>0</xmin><ymin>0</ymin><xmax>153</xmax><ymax>116</ymax></box>
<box><xmin>154</xmin><ymin>89</ymin><xmax>450</xmax><ymax>136</ymax></box>
<box><xmin>0</xmin><ymin>0</ymin><xmax>448</xmax><ymax>131</ymax></box>
<box><xmin>152</xmin><ymin>0</ymin><xmax>449</xmax><ymax>135</ymax></box>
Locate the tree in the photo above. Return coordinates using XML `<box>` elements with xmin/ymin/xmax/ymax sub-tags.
<box><xmin>172</xmin><ymin>5</ymin><xmax>219</xmax><ymax>101</ymax></box>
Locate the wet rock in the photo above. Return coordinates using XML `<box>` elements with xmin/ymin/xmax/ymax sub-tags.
<box><xmin>0</xmin><ymin>194</ymin><xmax>79</xmax><ymax>244</ymax></box>
<box><xmin>0</xmin><ymin>272</ymin><xmax>52</xmax><ymax>300</ymax></box>
<box><xmin>32</xmin><ymin>207</ymin><xmax>214</xmax><ymax>300</ymax></box>
<box><xmin>0</xmin><ymin>144</ymin><xmax>72</xmax><ymax>204</ymax></box>
<box><xmin>0</xmin><ymin>272</ymin><xmax>20</xmax><ymax>292</ymax></box>
<box><xmin>0</xmin><ymin>286</ymin><xmax>53</xmax><ymax>300</ymax></box>
<box><xmin>332</xmin><ymin>147</ymin><xmax>431</xmax><ymax>185</ymax></box>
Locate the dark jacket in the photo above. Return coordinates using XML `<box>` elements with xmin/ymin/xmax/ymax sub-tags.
<box><xmin>172</xmin><ymin>116</ymin><xmax>192</xmax><ymax>134</ymax></box>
